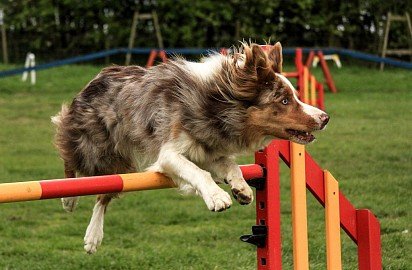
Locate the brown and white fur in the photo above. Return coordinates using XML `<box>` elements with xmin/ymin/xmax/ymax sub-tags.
<box><xmin>52</xmin><ymin>42</ymin><xmax>329</xmax><ymax>254</ymax></box>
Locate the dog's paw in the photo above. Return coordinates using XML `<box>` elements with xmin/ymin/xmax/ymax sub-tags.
<box><xmin>84</xmin><ymin>226</ymin><xmax>103</xmax><ymax>254</ymax></box>
<box><xmin>61</xmin><ymin>197</ymin><xmax>79</xmax><ymax>212</ymax></box>
<box><xmin>231</xmin><ymin>181</ymin><xmax>254</xmax><ymax>205</ymax></box>
<box><xmin>203</xmin><ymin>188</ymin><xmax>232</xmax><ymax>212</ymax></box>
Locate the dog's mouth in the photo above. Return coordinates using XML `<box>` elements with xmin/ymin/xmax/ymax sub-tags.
<box><xmin>286</xmin><ymin>129</ymin><xmax>315</xmax><ymax>144</ymax></box>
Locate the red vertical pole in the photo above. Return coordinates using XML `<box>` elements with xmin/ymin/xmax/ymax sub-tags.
<box><xmin>356</xmin><ymin>209</ymin><xmax>382</xmax><ymax>270</ymax></box>
<box><xmin>317</xmin><ymin>51</ymin><xmax>338</xmax><ymax>93</ymax></box>
<box><xmin>146</xmin><ymin>50</ymin><xmax>157</xmax><ymax>68</ymax></box>
<box><xmin>305</xmin><ymin>51</ymin><xmax>315</xmax><ymax>68</ymax></box>
<box><xmin>295</xmin><ymin>49</ymin><xmax>304</xmax><ymax>92</ymax></box>
<box><xmin>316</xmin><ymin>82</ymin><xmax>325</xmax><ymax>110</ymax></box>
<box><xmin>159</xmin><ymin>50</ymin><xmax>168</xmax><ymax>63</ymax></box>
<box><xmin>255</xmin><ymin>141</ymin><xmax>282</xmax><ymax>270</ymax></box>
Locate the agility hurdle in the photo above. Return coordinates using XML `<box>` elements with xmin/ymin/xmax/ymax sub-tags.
<box><xmin>0</xmin><ymin>165</ymin><xmax>263</xmax><ymax>203</ymax></box>
<box><xmin>0</xmin><ymin>141</ymin><xmax>381</xmax><ymax>269</ymax></box>
<box><xmin>288</xmin><ymin>48</ymin><xmax>326</xmax><ymax>110</ymax></box>
<box><xmin>146</xmin><ymin>49</ymin><xmax>168</xmax><ymax>67</ymax></box>
<box><xmin>298</xmin><ymin>48</ymin><xmax>338</xmax><ymax>93</ymax></box>
<box><xmin>240</xmin><ymin>140</ymin><xmax>382</xmax><ymax>270</ymax></box>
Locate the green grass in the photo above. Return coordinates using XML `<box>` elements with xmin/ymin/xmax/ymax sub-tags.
<box><xmin>0</xmin><ymin>63</ymin><xmax>411</xmax><ymax>269</ymax></box>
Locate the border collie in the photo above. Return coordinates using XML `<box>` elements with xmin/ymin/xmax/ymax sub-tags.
<box><xmin>52</xmin><ymin>42</ymin><xmax>329</xmax><ymax>254</ymax></box>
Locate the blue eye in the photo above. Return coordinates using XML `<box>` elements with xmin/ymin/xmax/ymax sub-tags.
<box><xmin>281</xmin><ymin>98</ymin><xmax>289</xmax><ymax>105</ymax></box>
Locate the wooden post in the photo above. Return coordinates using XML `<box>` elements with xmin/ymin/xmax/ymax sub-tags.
<box><xmin>310</xmin><ymin>75</ymin><xmax>317</xmax><ymax>106</ymax></box>
<box><xmin>405</xmin><ymin>12</ymin><xmax>412</xmax><ymax>62</ymax></box>
<box><xmin>146</xmin><ymin>50</ymin><xmax>157</xmax><ymax>68</ymax></box>
<box><xmin>152</xmin><ymin>11</ymin><xmax>164</xmax><ymax>49</ymax></box>
<box><xmin>317</xmin><ymin>51</ymin><xmax>338</xmax><ymax>93</ymax></box>
<box><xmin>305</xmin><ymin>51</ymin><xmax>315</xmax><ymax>68</ymax></box>
<box><xmin>126</xmin><ymin>10</ymin><xmax>164</xmax><ymax>65</ymax></box>
<box><xmin>380</xmin><ymin>12</ymin><xmax>412</xmax><ymax>70</ymax></box>
<box><xmin>356</xmin><ymin>210</ymin><xmax>382</xmax><ymax>270</ymax></box>
<box><xmin>303</xmin><ymin>67</ymin><xmax>309</xmax><ymax>103</ymax></box>
<box><xmin>0</xmin><ymin>9</ymin><xmax>9</xmax><ymax>64</ymax></box>
<box><xmin>316</xmin><ymin>82</ymin><xmax>325</xmax><ymax>111</ymax></box>
<box><xmin>290</xmin><ymin>142</ymin><xmax>309</xmax><ymax>270</ymax></box>
<box><xmin>254</xmin><ymin>142</ymin><xmax>282</xmax><ymax>269</ymax></box>
<box><xmin>103</xmin><ymin>24</ymin><xmax>110</xmax><ymax>65</ymax></box>
<box><xmin>324</xmin><ymin>171</ymin><xmax>342</xmax><ymax>270</ymax></box>
<box><xmin>158</xmin><ymin>50</ymin><xmax>167</xmax><ymax>62</ymax></box>
<box><xmin>295</xmin><ymin>48</ymin><xmax>304</xmax><ymax>92</ymax></box>
<box><xmin>235</xmin><ymin>20</ymin><xmax>240</xmax><ymax>42</ymax></box>
<box><xmin>125</xmin><ymin>10</ymin><xmax>139</xmax><ymax>65</ymax></box>
<box><xmin>380</xmin><ymin>12</ymin><xmax>391</xmax><ymax>70</ymax></box>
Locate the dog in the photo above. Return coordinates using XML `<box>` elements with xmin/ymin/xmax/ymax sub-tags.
<box><xmin>52</xmin><ymin>42</ymin><xmax>329</xmax><ymax>254</ymax></box>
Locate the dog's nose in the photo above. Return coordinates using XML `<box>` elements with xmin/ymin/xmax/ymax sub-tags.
<box><xmin>320</xmin><ymin>114</ymin><xmax>329</xmax><ymax>129</ymax></box>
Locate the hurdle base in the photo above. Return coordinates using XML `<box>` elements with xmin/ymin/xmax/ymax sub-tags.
<box><xmin>240</xmin><ymin>225</ymin><xmax>267</xmax><ymax>248</ymax></box>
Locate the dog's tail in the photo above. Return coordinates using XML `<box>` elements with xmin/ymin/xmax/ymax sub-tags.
<box><xmin>51</xmin><ymin>103</ymin><xmax>69</xmax><ymax>127</ymax></box>
<box><xmin>52</xmin><ymin>105</ymin><xmax>80</xmax><ymax>212</ymax></box>
<box><xmin>51</xmin><ymin>104</ymin><xmax>72</xmax><ymax>166</ymax></box>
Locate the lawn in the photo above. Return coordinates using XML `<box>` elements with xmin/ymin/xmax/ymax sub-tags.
<box><xmin>0</xmin><ymin>61</ymin><xmax>410</xmax><ymax>269</ymax></box>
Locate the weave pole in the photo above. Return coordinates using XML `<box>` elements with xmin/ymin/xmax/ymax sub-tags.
<box><xmin>0</xmin><ymin>165</ymin><xmax>263</xmax><ymax>204</ymax></box>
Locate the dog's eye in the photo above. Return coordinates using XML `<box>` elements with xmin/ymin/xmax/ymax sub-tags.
<box><xmin>281</xmin><ymin>98</ymin><xmax>289</xmax><ymax>105</ymax></box>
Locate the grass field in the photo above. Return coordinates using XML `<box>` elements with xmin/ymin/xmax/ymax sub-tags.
<box><xmin>0</xmin><ymin>62</ymin><xmax>411</xmax><ymax>269</ymax></box>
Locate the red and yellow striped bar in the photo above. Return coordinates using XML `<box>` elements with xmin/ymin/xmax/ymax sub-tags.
<box><xmin>324</xmin><ymin>170</ymin><xmax>342</xmax><ymax>270</ymax></box>
<box><xmin>302</xmin><ymin>67</ymin><xmax>309</xmax><ymax>103</ymax></box>
<box><xmin>310</xmin><ymin>75</ymin><xmax>317</xmax><ymax>106</ymax></box>
<box><xmin>290</xmin><ymin>142</ymin><xmax>309</xmax><ymax>270</ymax></box>
<box><xmin>0</xmin><ymin>164</ymin><xmax>264</xmax><ymax>204</ymax></box>
<box><xmin>0</xmin><ymin>181</ymin><xmax>43</xmax><ymax>202</ymax></box>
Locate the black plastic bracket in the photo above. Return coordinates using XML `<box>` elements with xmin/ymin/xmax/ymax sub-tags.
<box><xmin>240</xmin><ymin>225</ymin><xmax>267</xmax><ymax>248</ymax></box>
<box><xmin>247</xmin><ymin>166</ymin><xmax>266</xmax><ymax>190</ymax></box>
<box><xmin>247</xmin><ymin>178</ymin><xmax>265</xmax><ymax>190</ymax></box>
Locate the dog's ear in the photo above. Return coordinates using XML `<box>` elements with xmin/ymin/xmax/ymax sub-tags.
<box><xmin>244</xmin><ymin>44</ymin><xmax>274</xmax><ymax>82</ymax></box>
<box><xmin>268</xmin><ymin>42</ymin><xmax>283</xmax><ymax>73</ymax></box>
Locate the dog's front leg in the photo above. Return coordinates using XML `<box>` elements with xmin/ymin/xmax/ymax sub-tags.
<box><xmin>153</xmin><ymin>144</ymin><xmax>232</xmax><ymax>212</ymax></box>
<box><xmin>206</xmin><ymin>157</ymin><xmax>254</xmax><ymax>205</ymax></box>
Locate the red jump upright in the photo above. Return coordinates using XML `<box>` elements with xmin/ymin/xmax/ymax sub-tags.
<box><xmin>240</xmin><ymin>140</ymin><xmax>382</xmax><ymax>269</ymax></box>
<box><xmin>146</xmin><ymin>49</ymin><xmax>168</xmax><ymax>67</ymax></box>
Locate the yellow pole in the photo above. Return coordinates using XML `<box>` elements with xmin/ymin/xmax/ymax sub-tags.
<box><xmin>290</xmin><ymin>142</ymin><xmax>309</xmax><ymax>269</ymax></box>
<box><xmin>310</xmin><ymin>75</ymin><xmax>317</xmax><ymax>106</ymax></box>
<box><xmin>303</xmin><ymin>67</ymin><xmax>309</xmax><ymax>103</ymax></box>
<box><xmin>120</xmin><ymin>172</ymin><xmax>175</xmax><ymax>191</ymax></box>
<box><xmin>324</xmin><ymin>170</ymin><xmax>342</xmax><ymax>270</ymax></box>
<box><xmin>0</xmin><ymin>181</ymin><xmax>42</xmax><ymax>202</ymax></box>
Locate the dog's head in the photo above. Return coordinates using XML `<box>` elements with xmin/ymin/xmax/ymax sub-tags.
<box><xmin>231</xmin><ymin>43</ymin><xmax>329</xmax><ymax>145</ymax></box>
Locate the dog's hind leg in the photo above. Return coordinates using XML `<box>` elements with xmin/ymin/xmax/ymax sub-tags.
<box><xmin>61</xmin><ymin>161</ymin><xmax>80</xmax><ymax>212</ymax></box>
<box><xmin>84</xmin><ymin>193</ymin><xmax>117</xmax><ymax>254</ymax></box>
<box><xmin>61</xmin><ymin>197</ymin><xmax>79</xmax><ymax>212</ymax></box>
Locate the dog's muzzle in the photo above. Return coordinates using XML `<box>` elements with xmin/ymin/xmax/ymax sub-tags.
<box><xmin>320</xmin><ymin>113</ymin><xmax>329</xmax><ymax>130</ymax></box>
